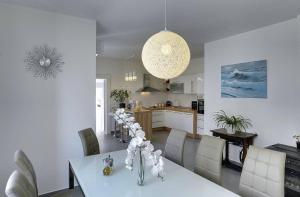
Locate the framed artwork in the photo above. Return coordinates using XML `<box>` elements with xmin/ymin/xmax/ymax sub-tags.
<box><xmin>221</xmin><ymin>60</ymin><xmax>267</xmax><ymax>98</ymax></box>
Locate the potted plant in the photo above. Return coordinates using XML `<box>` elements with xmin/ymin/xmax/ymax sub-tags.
<box><xmin>110</xmin><ymin>89</ymin><xmax>130</xmax><ymax>108</ymax></box>
<box><xmin>214</xmin><ymin>110</ymin><xmax>252</xmax><ymax>134</ymax></box>
<box><xmin>293</xmin><ymin>135</ymin><xmax>300</xmax><ymax>149</ymax></box>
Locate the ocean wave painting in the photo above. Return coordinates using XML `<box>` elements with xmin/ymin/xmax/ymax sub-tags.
<box><xmin>221</xmin><ymin>60</ymin><xmax>267</xmax><ymax>98</ymax></box>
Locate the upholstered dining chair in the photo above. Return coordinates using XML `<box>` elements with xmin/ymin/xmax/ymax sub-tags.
<box><xmin>78</xmin><ymin>128</ymin><xmax>100</xmax><ymax>156</ymax></box>
<box><xmin>239</xmin><ymin>146</ymin><xmax>286</xmax><ymax>197</ymax></box>
<box><xmin>10</xmin><ymin>150</ymin><xmax>78</xmax><ymax>197</ymax></box>
<box><xmin>6</xmin><ymin>170</ymin><xmax>77</xmax><ymax>197</ymax></box>
<box><xmin>6</xmin><ymin>170</ymin><xmax>37</xmax><ymax>197</ymax></box>
<box><xmin>164</xmin><ymin>129</ymin><xmax>187</xmax><ymax>166</ymax></box>
<box><xmin>14</xmin><ymin>150</ymin><xmax>38</xmax><ymax>196</ymax></box>
<box><xmin>194</xmin><ymin>135</ymin><xmax>225</xmax><ymax>185</ymax></box>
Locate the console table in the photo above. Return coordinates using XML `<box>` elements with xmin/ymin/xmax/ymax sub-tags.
<box><xmin>210</xmin><ymin>128</ymin><xmax>257</xmax><ymax>170</ymax></box>
<box><xmin>266</xmin><ymin>144</ymin><xmax>300</xmax><ymax>197</ymax></box>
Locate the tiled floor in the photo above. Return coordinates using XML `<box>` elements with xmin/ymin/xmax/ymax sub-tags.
<box><xmin>49</xmin><ymin>131</ymin><xmax>241</xmax><ymax>196</ymax></box>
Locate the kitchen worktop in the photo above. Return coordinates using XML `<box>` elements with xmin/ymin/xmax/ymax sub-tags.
<box><xmin>145</xmin><ymin>106</ymin><xmax>196</xmax><ymax>113</ymax></box>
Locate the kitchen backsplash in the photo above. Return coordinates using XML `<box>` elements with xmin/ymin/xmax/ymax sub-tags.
<box><xmin>166</xmin><ymin>94</ymin><xmax>203</xmax><ymax>107</ymax></box>
<box><xmin>127</xmin><ymin>92</ymin><xmax>203</xmax><ymax>108</ymax></box>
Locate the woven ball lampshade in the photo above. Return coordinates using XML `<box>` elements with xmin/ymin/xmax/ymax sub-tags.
<box><xmin>142</xmin><ymin>31</ymin><xmax>190</xmax><ymax>79</ymax></box>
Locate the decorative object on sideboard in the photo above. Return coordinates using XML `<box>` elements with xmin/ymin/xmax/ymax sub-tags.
<box><xmin>113</xmin><ymin>109</ymin><xmax>164</xmax><ymax>186</ymax></box>
<box><xmin>24</xmin><ymin>44</ymin><xmax>64</xmax><ymax>79</ymax></box>
<box><xmin>214</xmin><ymin>110</ymin><xmax>252</xmax><ymax>134</ymax></box>
<box><xmin>110</xmin><ymin>89</ymin><xmax>130</xmax><ymax>108</ymax></box>
<box><xmin>293</xmin><ymin>134</ymin><xmax>300</xmax><ymax>149</ymax></box>
<box><xmin>141</xmin><ymin>0</ymin><xmax>190</xmax><ymax>79</ymax></box>
<box><xmin>221</xmin><ymin>60</ymin><xmax>267</xmax><ymax>98</ymax></box>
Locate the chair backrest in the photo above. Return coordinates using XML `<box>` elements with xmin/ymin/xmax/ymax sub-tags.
<box><xmin>164</xmin><ymin>129</ymin><xmax>187</xmax><ymax>166</ymax></box>
<box><xmin>14</xmin><ymin>150</ymin><xmax>38</xmax><ymax>195</ymax></box>
<box><xmin>194</xmin><ymin>135</ymin><xmax>225</xmax><ymax>185</ymax></box>
<box><xmin>78</xmin><ymin>128</ymin><xmax>100</xmax><ymax>156</ymax></box>
<box><xmin>5</xmin><ymin>170</ymin><xmax>37</xmax><ymax>197</ymax></box>
<box><xmin>239</xmin><ymin>146</ymin><xmax>286</xmax><ymax>197</ymax></box>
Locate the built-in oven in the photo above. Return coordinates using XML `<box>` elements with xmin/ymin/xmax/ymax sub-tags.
<box><xmin>197</xmin><ymin>99</ymin><xmax>204</xmax><ymax>114</ymax></box>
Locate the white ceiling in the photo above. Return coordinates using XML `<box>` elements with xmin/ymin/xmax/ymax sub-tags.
<box><xmin>2</xmin><ymin>0</ymin><xmax>300</xmax><ymax>59</ymax></box>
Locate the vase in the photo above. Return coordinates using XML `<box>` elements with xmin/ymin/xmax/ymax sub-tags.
<box><xmin>297</xmin><ymin>142</ymin><xmax>300</xmax><ymax>150</ymax></box>
<box><xmin>137</xmin><ymin>146</ymin><xmax>144</xmax><ymax>186</ymax></box>
<box><xmin>119</xmin><ymin>103</ymin><xmax>126</xmax><ymax>108</ymax></box>
<box><xmin>227</xmin><ymin>126</ymin><xmax>235</xmax><ymax>134</ymax></box>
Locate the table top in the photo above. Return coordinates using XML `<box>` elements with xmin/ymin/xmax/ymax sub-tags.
<box><xmin>210</xmin><ymin>128</ymin><xmax>257</xmax><ymax>139</ymax></box>
<box><xmin>69</xmin><ymin>150</ymin><xmax>239</xmax><ymax>197</ymax></box>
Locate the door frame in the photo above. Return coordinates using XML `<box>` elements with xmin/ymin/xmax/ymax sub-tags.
<box><xmin>96</xmin><ymin>74</ymin><xmax>111</xmax><ymax>135</ymax></box>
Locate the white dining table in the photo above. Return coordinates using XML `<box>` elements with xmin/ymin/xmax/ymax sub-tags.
<box><xmin>69</xmin><ymin>150</ymin><xmax>240</xmax><ymax>197</ymax></box>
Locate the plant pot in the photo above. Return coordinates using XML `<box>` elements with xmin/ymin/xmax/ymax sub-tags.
<box><xmin>297</xmin><ymin>142</ymin><xmax>300</xmax><ymax>149</ymax></box>
<box><xmin>226</xmin><ymin>127</ymin><xmax>235</xmax><ymax>134</ymax></box>
<box><xmin>119</xmin><ymin>103</ymin><xmax>126</xmax><ymax>108</ymax></box>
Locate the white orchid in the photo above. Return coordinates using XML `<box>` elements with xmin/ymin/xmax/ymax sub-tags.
<box><xmin>114</xmin><ymin>108</ymin><xmax>164</xmax><ymax>182</ymax></box>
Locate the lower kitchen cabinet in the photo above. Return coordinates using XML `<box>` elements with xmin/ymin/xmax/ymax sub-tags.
<box><xmin>197</xmin><ymin>114</ymin><xmax>204</xmax><ymax>134</ymax></box>
<box><xmin>152</xmin><ymin>110</ymin><xmax>196</xmax><ymax>136</ymax></box>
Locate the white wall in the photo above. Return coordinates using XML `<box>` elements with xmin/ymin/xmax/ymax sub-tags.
<box><xmin>0</xmin><ymin>3</ymin><xmax>96</xmax><ymax>195</ymax></box>
<box><xmin>204</xmin><ymin>18</ymin><xmax>300</xmax><ymax>162</ymax></box>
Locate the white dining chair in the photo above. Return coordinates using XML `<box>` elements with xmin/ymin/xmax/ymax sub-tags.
<box><xmin>6</xmin><ymin>170</ymin><xmax>37</xmax><ymax>197</ymax></box>
<box><xmin>164</xmin><ymin>129</ymin><xmax>187</xmax><ymax>166</ymax></box>
<box><xmin>239</xmin><ymin>146</ymin><xmax>286</xmax><ymax>197</ymax></box>
<box><xmin>14</xmin><ymin>150</ymin><xmax>38</xmax><ymax>196</ymax></box>
<box><xmin>13</xmin><ymin>150</ymin><xmax>77</xmax><ymax>197</ymax></box>
<box><xmin>194</xmin><ymin>135</ymin><xmax>225</xmax><ymax>185</ymax></box>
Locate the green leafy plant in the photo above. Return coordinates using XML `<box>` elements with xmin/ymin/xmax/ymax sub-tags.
<box><xmin>214</xmin><ymin>110</ymin><xmax>252</xmax><ymax>133</ymax></box>
<box><xmin>110</xmin><ymin>89</ymin><xmax>130</xmax><ymax>103</ymax></box>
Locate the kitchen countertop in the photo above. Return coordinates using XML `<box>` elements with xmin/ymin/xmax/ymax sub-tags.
<box><xmin>145</xmin><ymin>106</ymin><xmax>196</xmax><ymax>113</ymax></box>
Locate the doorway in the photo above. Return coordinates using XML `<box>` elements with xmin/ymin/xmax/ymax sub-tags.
<box><xmin>96</xmin><ymin>79</ymin><xmax>106</xmax><ymax>135</ymax></box>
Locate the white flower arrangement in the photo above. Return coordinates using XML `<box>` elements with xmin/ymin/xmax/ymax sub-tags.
<box><xmin>114</xmin><ymin>108</ymin><xmax>165</xmax><ymax>180</ymax></box>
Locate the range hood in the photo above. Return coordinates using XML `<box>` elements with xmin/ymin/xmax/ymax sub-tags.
<box><xmin>136</xmin><ymin>74</ymin><xmax>160</xmax><ymax>93</ymax></box>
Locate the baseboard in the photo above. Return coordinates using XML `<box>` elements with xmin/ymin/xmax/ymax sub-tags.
<box><xmin>40</xmin><ymin>186</ymin><xmax>81</xmax><ymax>197</ymax></box>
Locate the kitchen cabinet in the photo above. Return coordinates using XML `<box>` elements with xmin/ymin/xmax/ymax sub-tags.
<box><xmin>195</xmin><ymin>73</ymin><xmax>204</xmax><ymax>96</ymax></box>
<box><xmin>152</xmin><ymin>110</ymin><xmax>194</xmax><ymax>134</ymax></box>
<box><xmin>152</xmin><ymin>111</ymin><xmax>164</xmax><ymax>128</ymax></box>
<box><xmin>197</xmin><ymin>114</ymin><xmax>204</xmax><ymax>134</ymax></box>
<box><xmin>169</xmin><ymin>73</ymin><xmax>204</xmax><ymax>95</ymax></box>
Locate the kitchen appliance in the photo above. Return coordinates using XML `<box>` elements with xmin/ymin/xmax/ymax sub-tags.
<box><xmin>170</xmin><ymin>82</ymin><xmax>184</xmax><ymax>94</ymax></box>
<box><xmin>191</xmin><ymin>101</ymin><xmax>197</xmax><ymax>110</ymax></box>
<box><xmin>136</xmin><ymin>74</ymin><xmax>160</xmax><ymax>93</ymax></box>
<box><xmin>197</xmin><ymin>99</ymin><xmax>204</xmax><ymax>114</ymax></box>
<box><xmin>166</xmin><ymin>101</ymin><xmax>172</xmax><ymax>107</ymax></box>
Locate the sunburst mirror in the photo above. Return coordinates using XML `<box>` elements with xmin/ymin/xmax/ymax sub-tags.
<box><xmin>24</xmin><ymin>44</ymin><xmax>64</xmax><ymax>79</ymax></box>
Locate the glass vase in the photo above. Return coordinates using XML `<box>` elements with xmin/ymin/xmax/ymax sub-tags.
<box><xmin>137</xmin><ymin>146</ymin><xmax>144</xmax><ymax>186</ymax></box>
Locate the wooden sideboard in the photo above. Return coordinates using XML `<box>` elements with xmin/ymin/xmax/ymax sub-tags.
<box><xmin>210</xmin><ymin>128</ymin><xmax>257</xmax><ymax>170</ymax></box>
<box><xmin>266</xmin><ymin>144</ymin><xmax>300</xmax><ymax>197</ymax></box>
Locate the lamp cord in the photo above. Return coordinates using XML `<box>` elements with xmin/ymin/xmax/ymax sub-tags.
<box><xmin>164</xmin><ymin>0</ymin><xmax>167</xmax><ymax>30</ymax></box>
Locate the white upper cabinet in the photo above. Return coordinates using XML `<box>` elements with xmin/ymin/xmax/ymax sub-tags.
<box><xmin>195</xmin><ymin>73</ymin><xmax>204</xmax><ymax>96</ymax></box>
<box><xmin>169</xmin><ymin>73</ymin><xmax>204</xmax><ymax>95</ymax></box>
